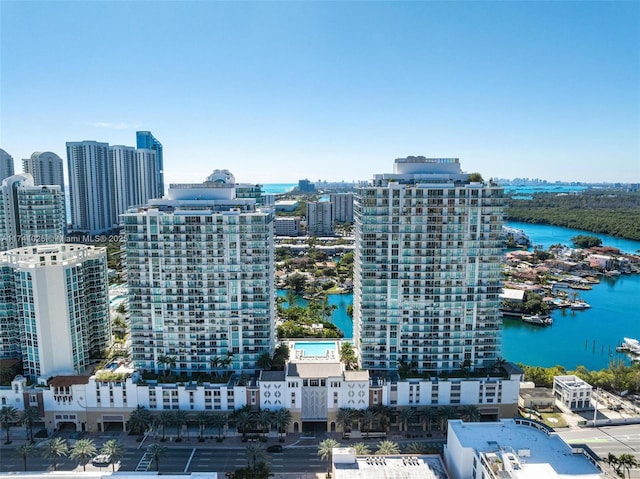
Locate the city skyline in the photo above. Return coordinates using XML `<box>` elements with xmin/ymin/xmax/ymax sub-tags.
<box><xmin>1</xmin><ymin>1</ymin><xmax>639</xmax><ymax>185</ymax></box>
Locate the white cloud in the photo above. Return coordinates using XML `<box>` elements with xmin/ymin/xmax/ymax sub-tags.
<box><xmin>89</xmin><ymin>121</ymin><xmax>142</xmax><ymax>130</ymax></box>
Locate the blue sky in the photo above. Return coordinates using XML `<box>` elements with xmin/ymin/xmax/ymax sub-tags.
<box><xmin>1</xmin><ymin>1</ymin><xmax>639</xmax><ymax>184</ymax></box>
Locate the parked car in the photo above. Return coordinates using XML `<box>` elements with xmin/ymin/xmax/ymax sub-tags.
<box><xmin>91</xmin><ymin>454</ymin><xmax>111</xmax><ymax>466</ymax></box>
<box><xmin>266</xmin><ymin>444</ymin><xmax>283</xmax><ymax>453</ymax></box>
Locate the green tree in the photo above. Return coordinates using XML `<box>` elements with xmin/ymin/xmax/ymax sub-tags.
<box><xmin>273</xmin><ymin>408</ymin><xmax>292</xmax><ymax>440</ymax></box>
<box><xmin>211</xmin><ymin>412</ymin><xmax>228</xmax><ymax>440</ymax></box>
<box><xmin>147</xmin><ymin>443</ymin><xmax>167</xmax><ymax>472</ymax></box>
<box><xmin>172</xmin><ymin>409</ymin><xmax>189</xmax><ymax>441</ymax></box>
<box><xmin>339</xmin><ymin>342</ymin><xmax>358</xmax><ymax>370</ymax></box>
<box><xmin>352</xmin><ymin>442</ymin><xmax>371</xmax><ymax>455</ymax></box>
<box><xmin>285</xmin><ymin>272</ymin><xmax>307</xmax><ymax>293</ymax></box>
<box><xmin>571</xmin><ymin>235</ymin><xmax>603</xmax><ymax>248</ymax></box>
<box><xmin>154</xmin><ymin>411</ymin><xmax>173</xmax><ymax>441</ymax></box>
<box><xmin>157</xmin><ymin>354</ymin><xmax>177</xmax><ymax>375</ymax></box>
<box><xmin>375</xmin><ymin>440</ymin><xmax>400</xmax><ymax>455</ymax></box>
<box><xmin>245</xmin><ymin>443</ymin><xmax>267</xmax><ymax>472</ymax></box>
<box><xmin>100</xmin><ymin>438</ymin><xmax>125</xmax><ymax>472</ymax></box>
<box><xmin>69</xmin><ymin>438</ymin><xmax>97</xmax><ymax>471</ymax></box>
<box><xmin>256</xmin><ymin>352</ymin><xmax>273</xmax><ymax>370</ymax></box>
<box><xmin>458</xmin><ymin>404</ymin><xmax>481</xmax><ymax>422</ymax></box>
<box><xmin>0</xmin><ymin>406</ymin><xmax>18</xmax><ymax>444</ymax></box>
<box><xmin>336</xmin><ymin>408</ymin><xmax>356</xmax><ymax>433</ymax></box>
<box><xmin>618</xmin><ymin>453</ymin><xmax>638</xmax><ymax>478</ymax></box>
<box><xmin>15</xmin><ymin>442</ymin><xmax>35</xmax><ymax>471</ymax></box>
<box><xmin>318</xmin><ymin>438</ymin><xmax>340</xmax><ymax>475</ymax></box>
<box><xmin>127</xmin><ymin>405</ymin><xmax>152</xmax><ymax>436</ymax></box>
<box><xmin>398</xmin><ymin>408</ymin><xmax>415</xmax><ymax>435</ymax></box>
<box><xmin>405</xmin><ymin>442</ymin><xmax>429</xmax><ymax>454</ymax></box>
<box><xmin>20</xmin><ymin>407</ymin><xmax>41</xmax><ymax>443</ymax></box>
<box><xmin>41</xmin><ymin>437</ymin><xmax>68</xmax><ymax>471</ymax></box>
<box><xmin>272</xmin><ymin>343</ymin><xmax>290</xmax><ymax>370</ymax></box>
<box><xmin>257</xmin><ymin>410</ymin><xmax>273</xmax><ymax>438</ymax></box>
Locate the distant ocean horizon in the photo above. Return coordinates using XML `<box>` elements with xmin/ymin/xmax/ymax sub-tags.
<box><xmin>262</xmin><ymin>183</ymin><xmax>297</xmax><ymax>194</ymax></box>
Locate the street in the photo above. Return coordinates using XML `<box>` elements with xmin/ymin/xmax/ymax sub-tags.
<box><xmin>1</xmin><ymin>445</ymin><xmax>327</xmax><ymax>475</ymax></box>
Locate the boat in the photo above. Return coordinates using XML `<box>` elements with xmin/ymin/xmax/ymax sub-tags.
<box><xmin>570</xmin><ymin>301</ymin><xmax>591</xmax><ymax>310</ymax></box>
<box><xmin>521</xmin><ymin>314</ymin><xmax>553</xmax><ymax>326</ymax></box>
<box><xmin>622</xmin><ymin>338</ymin><xmax>640</xmax><ymax>355</ymax></box>
<box><xmin>568</xmin><ymin>283</ymin><xmax>592</xmax><ymax>290</ymax></box>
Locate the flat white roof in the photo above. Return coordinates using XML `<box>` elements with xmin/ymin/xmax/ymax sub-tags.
<box><xmin>333</xmin><ymin>454</ymin><xmax>448</xmax><ymax>479</ymax></box>
<box><xmin>449</xmin><ymin>419</ymin><xmax>601</xmax><ymax>478</ymax></box>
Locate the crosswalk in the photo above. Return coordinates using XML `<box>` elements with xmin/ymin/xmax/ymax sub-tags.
<box><xmin>135</xmin><ymin>451</ymin><xmax>153</xmax><ymax>471</ymax></box>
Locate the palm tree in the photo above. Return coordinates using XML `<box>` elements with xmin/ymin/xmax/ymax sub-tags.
<box><xmin>272</xmin><ymin>343</ymin><xmax>290</xmax><ymax>370</ymax></box>
<box><xmin>257</xmin><ymin>410</ymin><xmax>273</xmax><ymax>438</ymax></box>
<box><xmin>157</xmin><ymin>354</ymin><xmax>177</xmax><ymax>375</ymax></box>
<box><xmin>41</xmin><ymin>437</ymin><xmax>68</xmax><ymax>471</ymax></box>
<box><xmin>398</xmin><ymin>408</ymin><xmax>415</xmax><ymax>435</ymax></box>
<box><xmin>245</xmin><ymin>443</ymin><xmax>267</xmax><ymax>471</ymax></box>
<box><xmin>458</xmin><ymin>404</ymin><xmax>481</xmax><ymax>423</ymax></box>
<box><xmin>210</xmin><ymin>412</ymin><xmax>228</xmax><ymax>440</ymax></box>
<box><xmin>618</xmin><ymin>453</ymin><xmax>638</xmax><ymax>478</ymax></box>
<box><xmin>352</xmin><ymin>442</ymin><xmax>370</xmax><ymax>455</ymax></box>
<box><xmin>172</xmin><ymin>410</ymin><xmax>189</xmax><ymax>441</ymax></box>
<box><xmin>147</xmin><ymin>443</ymin><xmax>167</xmax><ymax>472</ymax></box>
<box><xmin>273</xmin><ymin>408</ymin><xmax>292</xmax><ymax>440</ymax></box>
<box><xmin>100</xmin><ymin>439</ymin><xmax>125</xmax><ymax>472</ymax></box>
<box><xmin>20</xmin><ymin>407</ymin><xmax>41</xmax><ymax>443</ymax></box>
<box><xmin>154</xmin><ymin>411</ymin><xmax>173</xmax><ymax>441</ymax></box>
<box><xmin>195</xmin><ymin>411</ymin><xmax>212</xmax><ymax>441</ymax></box>
<box><xmin>375</xmin><ymin>440</ymin><xmax>400</xmax><ymax>455</ymax></box>
<box><xmin>235</xmin><ymin>410</ymin><xmax>253</xmax><ymax>439</ymax></box>
<box><xmin>405</xmin><ymin>442</ymin><xmax>429</xmax><ymax>454</ymax></box>
<box><xmin>318</xmin><ymin>438</ymin><xmax>340</xmax><ymax>476</ymax></box>
<box><xmin>127</xmin><ymin>405</ymin><xmax>152</xmax><ymax>436</ymax></box>
<box><xmin>69</xmin><ymin>438</ymin><xmax>97</xmax><ymax>471</ymax></box>
<box><xmin>256</xmin><ymin>352</ymin><xmax>273</xmax><ymax>370</ymax></box>
<box><xmin>0</xmin><ymin>406</ymin><xmax>19</xmax><ymax>444</ymax></box>
<box><xmin>437</xmin><ymin>405</ymin><xmax>458</xmax><ymax>433</ymax></box>
<box><xmin>420</xmin><ymin>407</ymin><xmax>438</xmax><ymax>434</ymax></box>
<box><xmin>15</xmin><ymin>442</ymin><xmax>35</xmax><ymax>471</ymax></box>
<box><xmin>336</xmin><ymin>408</ymin><xmax>356</xmax><ymax>434</ymax></box>
<box><xmin>360</xmin><ymin>408</ymin><xmax>377</xmax><ymax>433</ymax></box>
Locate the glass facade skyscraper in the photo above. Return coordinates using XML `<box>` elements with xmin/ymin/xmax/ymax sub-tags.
<box><xmin>136</xmin><ymin>131</ymin><xmax>164</xmax><ymax>197</ymax></box>
<box><xmin>123</xmin><ymin>177</ymin><xmax>275</xmax><ymax>373</ymax></box>
<box><xmin>353</xmin><ymin>157</ymin><xmax>504</xmax><ymax>374</ymax></box>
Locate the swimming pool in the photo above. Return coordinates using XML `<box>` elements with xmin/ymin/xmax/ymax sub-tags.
<box><xmin>293</xmin><ymin>341</ymin><xmax>337</xmax><ymax>357</ymax></box>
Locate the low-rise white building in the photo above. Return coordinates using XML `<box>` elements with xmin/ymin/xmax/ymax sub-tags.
<box><xmin>444</xmin><ymin>419</ymin><xmax>604</xmax><ymax>479</ymax></box>
<box><xmin>1</xmin><ymin>341</ymin><xmax>523</xmax><ymax>435</ymax></box>
<box><xmin>332</xmin><ymin>447</ymin><xmax>448</xmax><ymax>479</ymax></box>
<box><xmin>553</xmin><ymin>375</ymin><xmax>593</xmax><ymax>411</ymax></box>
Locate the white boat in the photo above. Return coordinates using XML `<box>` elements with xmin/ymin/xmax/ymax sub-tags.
<box><xmin>623</xmin><ymin>338</ymin><xmax>640</xmax><ymax>355</ymax></box>
<box><xmin>522</xmin><ymin>314</ymin><xmax>553</xmax><ymax>326</ymax></box>
<box><xmin>570</xmin><ymin>301</ymin><xmax>591</xmax><ymax>310</ymax></box>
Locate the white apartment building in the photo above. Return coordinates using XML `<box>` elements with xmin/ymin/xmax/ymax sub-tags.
<box><xmin>274</xmin><ymin>216</ymin><xmax>302</xmax><ymax>236</ymax></box>
<box><xmin>353</xmin><ymin>157</ymin><xmax>504</xmax><ymax>374</ymax></box>
<box><xmin>0</xmin><ymin>244</ymin><xmax>110</xmax><ymax>379</ymax></box>
<box><xmin>22</xmin><ymin>151</ymin><xmax>65</xmax><ymax>192</ymax></box>
<box><xmin>444</xmin><ymin>419</ymin><xmax>603</xmax><ymax>479</ymax></box>
<box><xmin>307</xmin><ymin>201</ymin><xmax>333</xmax><ymax>236</ymax></box>
<box><xmin>0</xmin><ymin>174</ymin><xmax>66</xmax><ymax>251</ymax></box>
<box><xmin>66</xmin><ymin>141</ymin><xmax>115</xmax><ymax>234</ymax></box>
<box><xmin>0</xmin><ymin>339</ymin><xmax>522</xmax><ymax>433</ymax></box>
<box><xmin>330</xmin><ymin>193</ymin><xmax>354</xmax><ymax>223</ymax></box>
<box><xmin>122</xmin><ymin>178</ymin><xmax>275</xmax><ymax>374</ymax></box>
<box><xmin>0</xmin><ymin>149</ymin><xmax>14</xmax><ymax>182</ymax></box>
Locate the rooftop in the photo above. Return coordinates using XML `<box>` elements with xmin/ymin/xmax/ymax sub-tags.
<box><xmin>448</xmin><ymin>419</ymin><xmax>602</xmax><ymax>478</ymax></box>
<box><xmin>333</xmin><ymin>449</ymin><xmax>448</xmax><ymax>479</ymax></box>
